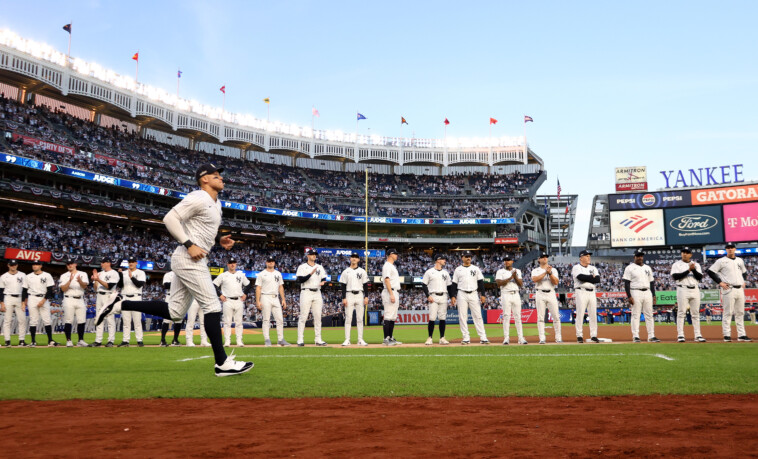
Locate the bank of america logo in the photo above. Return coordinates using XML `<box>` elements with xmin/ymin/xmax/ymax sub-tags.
<box><xmin>620</xmin><ymin>215</ymin><xmax>655</xmax><ymax>233</ymax></box>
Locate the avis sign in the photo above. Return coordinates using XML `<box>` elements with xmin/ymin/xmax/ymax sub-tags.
<box><xmin>4</xmin><ymin>248</ymin><xmax>52</xmax><ymax>262</ymax></box>
<box><xmin>615</xmin><ymin>166</ymin><xmax>648</xmax><ymax>192</ymax></box>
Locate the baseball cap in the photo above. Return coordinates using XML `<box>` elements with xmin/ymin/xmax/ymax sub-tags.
<box><xmin>725</xmin><ymin>242</ymin><xmax>736</xmax><ymax>249</ymax></box>
<box><xmin>350</xmin><ymin>252</ymin><xmax>361</xmax><ymax>258</ymax></box>
<box><xmin>32</xmin><ymin>260</ymin><xmax>44</xmax><ymax>266</ymax></box>
<box><xmin>7</xmin><ymin>259</ymin><xmax>18</xmax><ymax>266</ymax></box>
<box><xmin>461</xmin><ymin>251</ymin><xmax>473</xmax><ymax>257</ymax></box>
<box><xmin>100</xmin><ymin>257</ymin><xmax>112</xmax><ymax>264</ymax></box>
<box><xmin>579</xmin><ymin>250</ymin><xmax>592</xmax><ymax>257</ymax></box>
<box><xmin>680</xmin><ymin>246</ymin><xmax>692</xmax><ymax>254</ymax></box>
<box><xmin>539</xmin><ymin>252</ymin><xmax>549</xmax><ymax>259</ymax></box>
<box><xmin>306</xmin><ymin>249</ymin><xmax>318</xmax><ymax>256</ymax></box>
<box><xmin>386</xmin><ymin>248</ymin><xmax>398</xmax><ymax>256</ymax></box>
<box><xmin>65</xmin><ymin>258</ymin><xmax>77</xmax><ymax>265</ymax></box>
<box><xmin>194</xmin><ymin>163</ymin><xmax>224</xmax><ymax>182</ymax></box>
<box><xmin>128</xmin><ymin>257</ymin><xmax>137</xmax><ymax>263</ymax></box>
<box><xmin>634</xmin><ymin>249</ymin><xmax>645</xmax><ymax>257</ymax></box>
<box><xmin>434</xmin><ymin>253</ymin><xmax>447</xmax><ymax>261</ymax></box>
<box><xmin>266</xmin><ymin>256</ymin><xmax>276</xmax><ymax>262</ymax></box>
<box><xmin>228</xmin><ymin>257</ymin><xmax>238</xmax><ymax>264</ymax></box>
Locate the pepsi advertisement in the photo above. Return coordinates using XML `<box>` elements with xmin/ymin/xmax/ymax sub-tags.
<box><xmin>609</xmin><ymin>191</ymin><xmax>691</xmax><ymax>210</ymax></box>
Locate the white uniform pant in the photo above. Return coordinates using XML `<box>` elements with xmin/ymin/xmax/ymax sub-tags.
<box><xmin>535</xmin><ymin>291</ymin><xmax>561</xmax><ymax>342</ymax></box>
<box><xmin>344</xmin><ymin>292</ymin><xmax>365</xmax><ymax>341</ymax></box>
<box><xmin>167</xmin><ymin>249</ymin><xmax>222</xmax><ymax>320</ymax></box>
<box><xmin>381</xmin><ymin>289</ymin><xmax>400</xmax><ymax>322</ymax></box>
<box><xmin>298</xmin><ymin>290</ymin><xmax>323</xmax><ymax>343</ymax></box>
<box><xmin>95</xmin><ymin>293</ymin><xmax>116</xmax><ymax>343</ymax></box>
<box><xmin>62</xmin><ymin>297</ymin><xmax>86</xmax><ymax>325</ymax></box>
<box><xmin>223</xmin><ymin>299</ymin><xmax>244</xmax><ymax>345</ymax></box>
<box><xmin>260</xmin><ymin>294</ymin><xmax>284</xmax><ymax>342</ymax></box>
<box><xmin>185</xmin><ymin>300</ymin><xmax>207</xmax><ymax>345</ymax></box>
<box><xmin>456</xmin><ymin>291</ymin><xmax>486</xmax><ymax>341</ymax></box>
<box><xmin>574</xmin><ymin>289</ymin><xmax>598</xmax><ymax>338</ymax></box>
<box><xmin>630</xmin><ymin>290</ymin><xmax>655</xmax><ymax>339</ymax></box>
<box><xmin>121</xmin><ymin>310</ymin><xmax>144</xmax><ymax>343</ymax></box>
<box><xmin>428</xmin><ymin>293</ymin><xmax>448</xmax><ymax>322</ymax></box>
<box><xmin>27</xmin><ymin>295</ymin><xmax>52</xmax><ymax>327</ymax></box>
<box><xmin>500</xmin><ymin>291</ymin><xmax>523</xmax><ymax>342</ymax></box>
<box><xmin>721</xmin><ymin>287</ymin><xmax>746</xmax><ymax>338</ymax></box>
<box><xmin>676</xmin><ymin>287</ymin><xmax>702</xmax><ymax>338</ymax></box>
<box><xmin>2</xmin><ymin>296</ymin><xmax>26</xmax><ymax>341</ymax></box>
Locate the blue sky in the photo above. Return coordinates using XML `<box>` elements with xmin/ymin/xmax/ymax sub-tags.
<box><xmin>2</xmin><ymin>0</ymin><xmax>757</xmax><ymax>244</ymax></box>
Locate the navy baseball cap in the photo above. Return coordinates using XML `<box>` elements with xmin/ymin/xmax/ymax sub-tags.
<box><xmin>725</xmin><ymin>242</ymin><xmax>736</xmax><ymax>249</ymax></box>
<box><xmin>100</xmin><ymin>257</ymin><xmax>112</xmax><ymax>264</ymax></box>
<box><xmin>461</xmin><ymin>251</ymin><xmax>473</xmax><ymax>257</ymax></box>
<box><xmin>386</xmin><ymin>248</ymin><xmax>398</xmax><ymax>256</ymax></box>
<box><xmin>128</xmin><ymin>257</ymin><xmax>137</xmax><ymax>263</ymax></box>
<box><xmin>634</xmin><ymin>249</ymin><xmax>645</xmax><ymax>257</ymax></box>
<box><xmin>680</xmin><ymin>247</ymin><xmax>692</xmax><ymax>254</ymax></box>
<box><xmin>579</xmin><ymin>250</ymin><xmax>592</xmax><ymax>257</ymax></box>
<box><xmin>228</xmin><ymin>257</ymin><xmax>238</xmax><ymax>264</ymax></box>
<box><xmin>503</xmin><ymin>254</ymin><xmax>513</xmax><ymax>261</ymax></box>
<box><xmin>350</xmin><ymin>252</ymin><xmax>361</xmax><ymax>258</ymax></box>
<box><xmin>306</xmin><ymin>249</ymin><xmax>318</xmax><ymax>256</ymax></box>
<box><xmin>434</xmin><ymin>253</ymin><xmax>447</xmax><ymax>261</ymax></box>
<box><xmin>65</xmin><ymin>258</ymin><xmax>77</xmax><ymax>265</ymax></box>
<box><xmin>539</xmin><ymin>252</ymin><xmax>549</xmax><ymax>259</ymax></box>
<box><xmin>32</xmin><ymin>260</ymin><xmax>44</xmax><ymax>266</ymax></box>
<box><xmin>266</xmin><ymin>256</ymin><xmax>276</xmax><ymax>262</ymax></box>
<box><xmin>7</xmin><ymin>259</ymin><xmax>18</xmax><ymax>266</ymax></box>
<box><xmin>195</xmin><ymin>163</ymin><xmax>224</xmax><ymax>182</ymax></box>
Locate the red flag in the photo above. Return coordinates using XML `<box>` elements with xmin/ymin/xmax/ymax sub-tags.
<box><xmin>444</xmin><ymin>118</ymin><xmax>450</xmax><ymax>125</ymax></box>
<box><xmin>489</xmin><ymin>117</ymin><xmax>498</xmax><ymax>125</ymax></box>
<box><xmin>220</xmin><ymin>85</ymin><xmax>226</xmax><ymax>94</ymax></box>
<box><xmin>401</xmin><ymin>117</ymin><xmax>408</xmax><ymax>125</ymax></box>
<box><xmin>132</xmin><ymin>52</ymin><xmax>139</xmax><ymax>61</ymax></box>
<box><xmin>565</xmin><ymin>203</ymin><xmax>570</xmax><ymax>214</ymax></box>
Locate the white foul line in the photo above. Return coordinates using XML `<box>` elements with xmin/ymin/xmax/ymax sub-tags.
<box><xmin>176</xmin><ymin>353</ymin><xmax>674</xmax><ymax>362</ymax></box>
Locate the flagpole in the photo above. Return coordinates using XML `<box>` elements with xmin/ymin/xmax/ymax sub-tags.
<box><xmin>364</xmin><ymin>167</ymin><xmax>369</xmax><ymax>326</ymax></box>
<box><xmin>222</xmin><ymin>92</ymin><xmax>226</xmax><ymax>113</ymax></box>
<box><xmin>176</xmin><ymin>72</ymin><xmax>180</xmax><ymax>97</ymax></box>
<box><xmin>67</xmin><ymin>21</ymin><xmax>72</xmax><ymax>59</ymax></box>
<box><xmin>267</xmin><ymin>103</ymin><xmax>270</xmax><ymax>123</ymax></box>
<box><xmin>523</xmin><ymin>118</ymin><xmax>527</xmax><ymax>159</ymax></box>
<box><xmin>135</xmin><ymin>50</ymin><xmax>139</xmax><ymax>83</ymax></box>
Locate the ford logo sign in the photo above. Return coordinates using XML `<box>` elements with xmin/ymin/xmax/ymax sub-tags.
<box><xmin>669</xmin><ymin>215</ymin><xmax>718</xmax><ymax>232</ymax></box>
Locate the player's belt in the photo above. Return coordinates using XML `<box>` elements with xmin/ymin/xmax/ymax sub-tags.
<box><xmin>677</xmin><ymin>285</ymin><xmax>697</xmax><ymax>289</ymax></box>
<box><xmin>578</xmin><ymin>287</ymin><xmax>595</xmax><ymax>291</ymax></box>
<box><xmin>64</xmin><ymin>295</ymin><xmax>82</xmax><ymax>299</ymax></box>
<box><xmin>302</xmin><ymin>288</ymin><xmax>320</xmax><ymax>292</ymax></box>
<box><xmin>538</xmin><ymin>289</ymin><xmax>554</xmax><ymax>293</ymax></box>
<box><xmin>4</xmin><ymin>294</ymin><xmax>20</xmax><ymax>297</ymax></box>
<box><xmin>431</xmin><ymin>292</ymin><xmax>446</xmax><ymax>296</ymax></box>
<box><xmin>227</xmin><ymin>297</ymin><xmax>240</xmax><ymax>300</ymax></box>
<box><xmin>502</xmin><ymin>290</ymin><xmax>518</xmax><ymax>294</ymax></box>
<box><xmin>97</xmin><ymin>291</ymin><xmax>111</xmax><ymax>295</ymax></box>
<box><xmin>348</xmin><ymin>291</ymin><xmax>362</xmax><ymax>294</ymax></box>
<box><xmin>29</xmin><ymin>294</ymin><xmax>44</xmax><ymax>297</ymax></box>
<box><xmin>124</xmin><ymin>294</ymin><xmax>139</xmax><ymax>298</ymax></box>
<box><xmin>731</xmin><ymin>285</ymin><xmax>743</xmax><ymax>288</ymax></box>
<box><xmin>460</xmin><ymin>290</ymin><xmax>475</xmax><ymax>293</ymax></box>
<box><xmin>632</xmin><ymin>288</ymin><xmax>648</xmax><ymax>291</ymax></box>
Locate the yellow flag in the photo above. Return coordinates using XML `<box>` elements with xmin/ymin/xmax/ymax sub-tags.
<box><xmin>263</xmin><ymin>98</ymin><xmax>270</xmax><ymax>104</ymax></box>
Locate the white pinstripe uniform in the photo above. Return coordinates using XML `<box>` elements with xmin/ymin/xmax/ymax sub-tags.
<box><xmin>709</xmin><ymin>255</ymin><xmax>748</xmax><ymax>338</ymax></box>
<box><xmin>94</xmin><ymin>268</ymin><xmax>120</xmax><ymax>344</ymax></box>
<box><xmin>571</xmin><ymin>264</ymin><xmax>599</xmax><ymax>339</ymax></box>
<box><xmin>452</xmin><ymin>264</ymin><xmax>487</xmax><ymax>342</ymax></box>
<box><xmin>531</xmin><ymin>266</ymin><xmax>562</xmax><ymax>343</ymax></box>
<box><xmin>622</xmin><ymin>263</ymin><xmax>655</xmax><ymax>339</ymax></box>
<box><xmin>58</xmin><ymin>271</ymin><xmax>88</xmax><ymax>326</ymax></box>
<box><xmin>256</xmin><ymin>269</ymin><xmax>285</xmax><ymax>343</ymax></box>
<box><xmin>166</xmin><ymin>190</ymin><xmax>223</xmax><ymax>322</ymax></box>
<box><xmin>24</xmin><ymin>271</ymin><xmax>54</xmax><ymax>328</ymax></box>
<box><xmin>214</xmin><ymin>269</ymin><xmax>250</xmax><ymax>346</ymax></box>
<box><xmin>162</xmin><ymin>271</ymin><xmax>176</xmax><ymax>326</ymax></box>
<box><xmin>296</xmin><ymin>262</ymin><xmax>327</xmax><ymax>344</ymax></box>
<box><xmin>121</xmin><ymin>268</ymin><xmax>146</xmax><ymax>343</ymax></box>
<box><xmin>671</xmin><ymin>259</ymin><xmax>703</xmax><ymax>338</ymax></box>
<box><xmin>339</xmin><ymin>266</ymin><xmax>368</xmax><ymax>342</ymax></box>
<box><xmin>495</xmin><ymin>267</ymin><xmax>523</xmax><ymax>343</ymax></box>
<box><xmin>381</xmin><ymin>261</ymin><xmax>401</xmax><ymax>321</ymax></box>
<box><xmin>1</xmin><ymin>271</ymin><xmax>27</xmax><ymax>342</ymax></box>
<box><xmin>185</xmin><ymin>299</ymin><xmax>207</xmax><ymax>346</ymax></box>
<box><xmin>422</xmin><ymin>267</ymin><xmax>451</xmax><ymax>322</ymax></box>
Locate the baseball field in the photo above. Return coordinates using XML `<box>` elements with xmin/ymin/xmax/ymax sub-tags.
<box><xmin>2</xmin><ymin>322</ymin><xmax>757</xmax><ymax>457</ymax></box>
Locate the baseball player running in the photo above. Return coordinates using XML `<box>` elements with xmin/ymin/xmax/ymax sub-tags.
<box><xmin>1</xmin><ymin>260</ymin><xmax>27</xmax><ymax>346</ymax></box>
<box><xmin>531</xmin><ymin>252</ymin><xmax>562</xmax><ymax>344</ymax></box>
<box><xmin>24</xmin><ymin>261</ymin><xmax>57</xmax><ymax>347</ymax></box>
<box><xmin>159</xmin><ymin>271</ymin><xmax>182</xmax><ymax>347</ymax></box>
<box><xmin>255</xmin><ymin>257</ymin><xmax>290</xmax><ymax>347</ymax></box>
<box><xmin>671</xmin><ymin>247</ymin><xmax>706</xmax><ymax>343</ymax></box>
<box><xmin>59</xmin><ymin>259</ymin><xmax>90</xmax><ymax>347</ymax></box>
<box><xmin>622</xmin><ymin>249</ymin><xmax>660</xmax><ymax>343</ymax></box>
<box><xmin>296</xmin><ymin>249</ymin><xmax>328</xmax><ymax>346</ymax></box>
<box><xmin>495</xmin><ymin>254</ymin><xmax>526</xmax><ymax>345</ymax></box>
<box><xmin>452</xmin><ymin>251</ymin><xmax>489</xmax><ymax>345</ymax></box>
<box><xmin>91</xmin><ymin>257</ymin><xmax>120</xmax><ymax>347</ymax></box>
<box><xmin>339</xmin><ymin>252</ymin><xmax>369</xmax><ymax>346</ymax></box>
<box><xmin>381</xmin><ymin>248</ymin><xmax>403</xmax><ymax>346</ymax></box>
<box><xmin>96</xmin><ymin>163</ymin><xmax>253</xmax><ymax>376</ymax></box>
<box><xmin>571</xmin><ymin>250</ymin><xmax>600</xmax><ymax>343</ymax></box>
<box><xmin>421</xmin><ymin>254</ymin><xmax>454</xmax><ymax>345</ymax></box>
<box><xmin>707</xmin><ymin>242</ymin><xmax>752</xmax><ymax>342</ymax></box>
<box><xmin>214</xmin><ymin>257</ymin><xmax>251</xmax><ymax>347</ymax></box>
<box><xmin>118</xmin><ymin>257</ymin><xmax>146</xmax><ymax>347</ymax></box>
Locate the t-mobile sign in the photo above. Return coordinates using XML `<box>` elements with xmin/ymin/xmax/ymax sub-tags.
<box><xmin>723</xmin><ymin>202</ymin><xmax>758</xmax><ymax>242</ymax></box>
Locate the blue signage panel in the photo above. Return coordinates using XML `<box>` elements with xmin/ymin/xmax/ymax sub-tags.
<box><xmin>608</xmin><ymin>190</ymin><xmax>692</xmax><ymax>210</ymax></box>
<box><xmin>664</xmin><ymin>205</ymin><xmax>724</xmax><ymax>246</ymax></box>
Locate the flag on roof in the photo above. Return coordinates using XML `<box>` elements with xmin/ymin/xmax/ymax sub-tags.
<box><xmin>177</xmin><ymin>70</ymin><xmax>182</xmax><ymax>78</ymax></box>
<box><xmin>63</xmin><ymin>24</ymin><xmax>71</xmax><ymax>34</ymax></box>
<box><xmin>489</xmin><ymin>117</ymin><xmax>497</xmax><ymax>125</ymax></box>
<box><xmin>357</xmin><ymin>113</ymin><xmax>366</xmax><ymax>121</ymax></box>
<box><xmin>263</xmin><ymin>97</ymin><xmax>270</xmax><ymax>104</ymax></box>
<box><xmin>524</xmin><ymin>115</ymin><xmax>533</xmax><ymax>123</ymax></box>
<box><xmin>401</xmin><ymin>117</ymin><xmax>408</xmax><ymax>125</ymax></box>
<box><xmin>132</xmin><ymin>52</ymin><xmax>139</xmax><ymax>61</ymax></box>
<box><xmin>220</xmin><ymin>85</ymin><xmax>226</xmax><ymax>94</ymax></box>
<box><xmin>444</xmin><ymin>118</ymin><xmax>450</xmax><ymax>125</ymax></box>
<box><xmin>312</xmin><ymin>107</ymin><xmax>320</xmax><ymax>117</ymax></box>
<box><xmin>557</xmin><ymin>178</ymin><xmax>562</xmax><ymax>199</ymax></box>
<box><xmin>543</xmin><ymin>196</ymin><xmax>548</xmax><ymax>215</ymax></box>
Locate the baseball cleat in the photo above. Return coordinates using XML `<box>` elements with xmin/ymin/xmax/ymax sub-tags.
<box><xmin>383</xmin><ymin>338</ymin><xmax>395</xmax><ymax>346</ymax></box>
<box><xmin>389</xmin><ymin>338</ymin><xmax>402</xmax><ymax>345</ymax></box>
<box><xmin>66</xmin><ymin>340</ymin><xmax>73</xmax><ymax>347</ymax></box>
<box><xmin>297</xmin><ymin>342</ymin><xmax>305</xmax><ymax>347</ymax></box>
<box><xmin>590</xmin><ymin>337</ymin><xmax>600</xmax><ymax>343</ymax></box>
<box><xmin>18</xmin><ymin>340</ymin><xmax>27</xmax><ymax>347</ymax></box>
<box><xmin>520</xmin><ymin>339</ymin><xmax>529</xmax><ymax>345</ymax></box>
<box><xmin>539</xmin><ymin>340</ymin><xmax>546</xmax><ymax>345</ymax></box>
<box><xmin>461</xmin><ymin>340</ymin><xmax>470</xmax><ymax>345</ymax></box>
<box><xmin>316</xmin><ymin>341</ymin><xmax>328</xmax><ymax>346</ymax></box>
<box><xmin>342</xmin><ymin>340</ymin><xmax>352</xmax><ymax>347</ymax></box>
<box><xmin>723</xmin><ymin>336</ymin><xmax>731</xmax><ymax>342</ymax></box>
<box><xmin>633</xmin><ymin>337</ymin><xmax>641</xmax><ymax>343</ymax></box>
<box><xmin>201</xmin><ymin>341</ymin><xmax>211</xmax><ymax>347</ymax></box>
<box><xmin>278</xmin><ymin>340</ymin><xmax>291</xmax><ymax>347</ymax></box>
<box><xmin>118</xmin><ymin>342</ymin><xmax>129</xmax><ymax>347</ymax></box>
<box><xmin>96</xmin><ymin>294</ymin><xmax>122</xmax><ymax>326</ymax></box>
<box><xmin>29</xmin><ymin>342</ymin><xmax>36</xmax><ymax>348</ymax></box>
<box><xmin>677</xmin><ymin>336</ymin><xmax>685</xmax><ymax>343</ymax></box>
<box><xmin>502</xmin><ymin>340</ymin><xmax>509</xmax><ymax>345</ymax></box>
<box><xmin>105</xmin><ymin>341</ymin><xmax>114</xmax><ymax>347</ymax></box>
<box><xmin>425</xmin><ymin>337</ymin><xmax>433</xmax><ymax>346</ymax></box>
<box><xmin>555</xmin><ymin>339</ymin><xmax>563</xmax><ymax>344</ymax></box>
<box><xmin>160</xmin><ymin>341</ymin><xmax>169</xmax><ymax>347</ymax></box>
<box><xmin>224</xmin><ymin>341</ymin><xmax>231</xmax><ymax>347</ymax></box>
<box><xmin>77</xmin><ymin>340</ymin><xmax>89</xmax><ymax>347</ymax></box>
<box><xmin>695</xmin><ymin>336</ymin><xmax>707</xmax><ymax>343</ymax></box>
<box><xmin>358</xmin><ymin>339</ymin><xmax>368</xmax><ymax>346</ymax></box>
<box><xmin>236</xmin><ymin>343</ymin><xmax>245</xmax><ymax>347</ymax></box>
<box><xmin>480</xmin><ymin>339</ymin><xmax>490</xmax><ymax>345</ymax></box>
<box><xmin>439</xmin><ymin>337</ymin><xmax>449</xmax><ymax>345</ymax></box>
<box><xmin>48</xmin><ymin>341</ymin><xmax>59</xmax><ymax>347</ymax></box>
<box><xmin>4</xmin><ymin>340</ymin><xmax>11</xmax><ymax>347</ymax></box>
<box><xmin>91</xmin><ymin>342</ymin><xmax>103</xmax><ymax>347</ymax></box>
<box><xmin>171</xmin><ymin>340</ymin><xmax>182</xmax><ymax>346</ymax></box>
<box><xmin>214</xmin><ymin>352</ymin><xmax>254</xmax><ymax>377</ymax></box>
<box><xmin>648</xmin><ymin>336</ymin><xmax>661</xmax><ymax>343</ymax></box>
<box><xmin>738</xmin><ymin>336</ymin><xmax>752</xmax><ymax>342</ymax></box>
<box><xmin>137</xmin><ymin>341</ymin><xmax>144</xmax><ymax>347</ymax></box>
<box><xmin>264</xmin><ymin>339</ymin><xmax>272</xmax><ymax>347</ymax></box>
<box><xmin>577</xmin><ymin>337</ymin><xmax>584</xmax><ymax>343</ymax></box>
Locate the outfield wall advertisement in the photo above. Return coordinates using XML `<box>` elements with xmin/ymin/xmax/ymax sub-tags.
<box><xmin>664</xmin><ymin>205</ymin><xmax>724</xmax><ymax>246</ymax></box>
<box><xmin>610</xmin><ymin>209</ymin><xmax>665</xmax><ymax>247</ymax></box>
<box><xmin>723</xmin><ymin>202</ymin><xmax>758</xmax><ymax>242</ymax></box>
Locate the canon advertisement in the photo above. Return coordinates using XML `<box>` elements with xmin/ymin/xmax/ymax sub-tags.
<box><xmin>664</xmin><ymin>205</ymin><xmax>724</xmax><ymax>246</ymax></box>
<box><xmin>610</xmin><ymin>209</ymin><xmax>665</xmax><ymax>247</ymax></box>
<box><xmin>608</xmin><ymin>191</ymin><xmax>691</xmax><ymax>210</ymax></box>
<box><xmin>723</xmin><ymin>202</ymin><xmax>758</xmax><ymax>242</ymax></box>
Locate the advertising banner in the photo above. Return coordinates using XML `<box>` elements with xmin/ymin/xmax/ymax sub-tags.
<box><xmin>608</xmin><ymin>191</ymin><xmax>690</xmax><ymax>211</ymax></box>
<box><xmin>309</xmin><ymin>247</ymin><xmax>385</xmax><ymax>258</ymax></box>
<box><xmin>610</xmin><ymin>209</ymin><xmax>665</xmax><ymax>247</ymax></box>
<box><xmin>615</xmin><ymin>166</ymin><xmax>648</xmax><ymax>192</ymax></box>
<box><xmin>691</xmin><ymin>184</ymin><xmax>758</xmax><ymax>206</ymax></box>
<box><xmin>664</xmin><ymin>205</ymin><xmax>724</xmax><ymax>246</ymax></box>
<box><xmin>486</xmin><ymin>308</ymin><xmax>569</xmax><ymax>323</ymax></box>
<box><xmin>395</xmin><ymin>310</ymin><xmax>430</xmax><ymax>325</ymax></box>
<box><xmin>494</xmin><ymin>237</ymin><xmax>519</xmax><ymax>245</ymax></box>
<box><xmin>723</xmin><ymin>202</ymin><xmax>758</xmax><ymax>242</ymax></box>
<box><xmin>445</xmin><ymin>308</ymin><xmax>473</xmax><ymax>325</ymax></box>
<box><xmin>11</xmin><ymin>133</ymin><xmax>74</xmax><ymax>155</ymax></box>
<box><xmin>746</xmin><ymin>289</ymin><xmax>758</xmax><ymax>304</ymax></box>
<box><xmin>3</xmin><ymin>248</ymin><xmax>52</xmax><ymax>262</ymax></box>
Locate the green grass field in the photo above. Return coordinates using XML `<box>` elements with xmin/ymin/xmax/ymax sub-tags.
<box><xmin>1</xmin><ymin>324</ymin><xmax>757</xmax><ymax>400</ymax></box>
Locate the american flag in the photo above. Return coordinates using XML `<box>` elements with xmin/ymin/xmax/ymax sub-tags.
<box><xmin>524</xmin><ymin>115</ymin><xmax>533</xmax><ymax>123</ymax></box>
<box><xmin>557</xmin><ymin>179</ymin><xmax>562</xmax><ymax>199</ymax></box>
